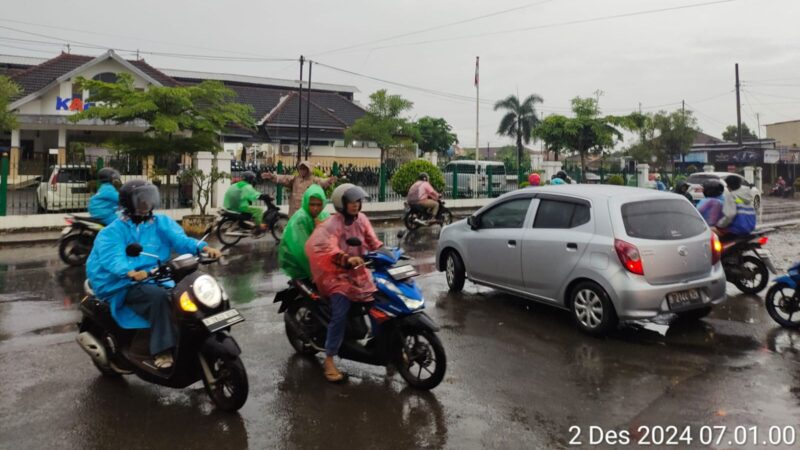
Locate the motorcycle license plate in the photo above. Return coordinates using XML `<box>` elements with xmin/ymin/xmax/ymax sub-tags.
<box><xmin>202</xmin><ymin>309</ymin><xmax>244</xmax><ymax>332</ymax></box>
<box><xmin>667</xmin><ymin>289</ymin><xmax>702</xmax><ymax>310</ymax></box>
<box><xmin>387</xmin><ymin>264</ymin><xmax>418</xmax><ymax>280</ymax></box>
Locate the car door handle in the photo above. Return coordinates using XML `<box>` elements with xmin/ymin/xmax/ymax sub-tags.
<box><xmin>507</xmin><ymin>240</ymin><xmax>517</xmax><ymax>248</ymax></box>
<box><xmin>567</xmin><ymin>243</ymin><xmax>578</xmax><ymax>251</ymax></box>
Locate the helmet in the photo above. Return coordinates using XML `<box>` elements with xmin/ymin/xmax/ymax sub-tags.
<box><xmin>331</xmin><ymin>183</ymin><xmax>368</xmax><ymax>214</ymax></box>
<box><xmin>119</xmin><ymin>180</ymin><xmax>160</xmax><ymax>223</ymax></box>
<box><xmin>674</xmin><ymin>180</ymin><xmax>690</xmax><ymax>193</ymax></box>
<box><xmin>702</xmin><ymin>179</ymin><xmax>725</xmax><ymax>198</ymax></box>
<box><xmin>556</xmin><ymin>170</ymin><xmax>568</xmax><ymax>181</ymax></box>
<box><xmin>242</xmin><ymin>171</ymin><xmax>257</xmax><ymax>185</ymax></box>
<box><xmin>529</xmin><ymin>173</ymin><xmax>541</xmax><ymax>186</ymax></box>
<box><xmin>97</xmin><ymin>167</ymin><xmax>121</xmax><ymax>186</ymax></box>
<box><xmin>418</xmin><ymin>172</ymin><xmax>429</xmax><ymax>181</ymax></box>
<box><xmin>724</xmin><ymin>175</ymin><xmax>742</xmax><ymax>191</ymax></box>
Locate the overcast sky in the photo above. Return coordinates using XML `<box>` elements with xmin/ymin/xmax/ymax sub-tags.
<box><xmin>3</xmin><ymin>0</ymin><xmax>800</xmax><ymax>149</ymax></box>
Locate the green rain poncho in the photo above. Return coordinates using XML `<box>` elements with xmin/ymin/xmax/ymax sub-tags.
<box><xmin>223</xmin><ymin>180</ymin><xmax>261</xmax><ymax>211</ymax></box>
<box><xmin>278</xmin><ymin>184</ymin><xmax>330</xmax><ymax>280</ymax></box>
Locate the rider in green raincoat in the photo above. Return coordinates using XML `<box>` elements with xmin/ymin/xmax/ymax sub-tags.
<box><xmin>278</xmin><ymin>184</ymin><xmax>330</xmax><ymax>280</ymax></box>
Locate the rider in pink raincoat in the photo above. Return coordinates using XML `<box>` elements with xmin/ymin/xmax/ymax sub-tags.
<box><xmin>305</xmin><ymin>183</ymin><xmax>383</xmax><ymax>382</ymax></box>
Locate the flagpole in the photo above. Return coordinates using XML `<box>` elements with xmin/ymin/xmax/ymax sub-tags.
<box><xmin>474</xmin><ymin>56</ymin><xmax>479</xmax><ymax>199</ymax></box>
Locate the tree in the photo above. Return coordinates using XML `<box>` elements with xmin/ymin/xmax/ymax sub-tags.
<box><xmin>533</xmin><ymin>114</ymin><xmax>570</xmax><ymax>161</ymax></box>
<box><xmin>494</xmin><ymin>145</ymin><xmax>531</xmax><ymax>174</ymax></box>
<box><xmin>0</xmin><ymin>76</ymin><xmax>21</xmax><ymax>134</ymax></box>
<box><xmin>345</xmin><ymin>90</ymin><xmax>419</xmax><ymax>164</ymax></box>
<box><xmin>722</xmin><ymin>123</ymin><xmax>758</xmax><ymax>142</ymax></box>
<box><xmin>494</xmin><ymin>94</ymin><xmax>542</xmax><ymax>177</ymax></box>
<box><xmin>179</xmin><ymin>166</ymin><xmax>229</xmax><ymax>216</ymax></box>
<box><xmin>415</xmin><ymin>116</ymin><xmax>457</xmax><ymax>156</ymax></box>
<box><xmin>69</xmin><ymin>73</ymin><xmax>255</xmax><ymax>157</ymax></box>
<box><xmin>653</xmin><ymin>110</ymin><xmax>698</xmax><ymax>167</ymax></box>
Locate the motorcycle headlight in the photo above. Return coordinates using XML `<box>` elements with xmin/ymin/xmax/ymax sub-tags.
<box><xmin>192</xmin><ymin>275</ymin><xmax>222</xmax><ymax>309</ymax></box>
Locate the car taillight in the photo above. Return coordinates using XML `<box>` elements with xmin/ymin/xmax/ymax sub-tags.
<box><xmin>50</xmin><ymin>176</ymin><xmax>58</xmax><ymax>192</ymax></box>
<box><xmin>64</xmin><ymin>218</ymin><xmax>73</xmax><ymax>225</ymax></box>
<box><xmin>758</xmin><ymin>236</ymin><xmax>768</xmax><ymax>246</ymax></box>
<box><xmin>711</xmin><ymin>233</ymin><xmax>722</xmax><ymax>265</ymax></box>
<box><xmin>614</xmin><ymin>239</ymin><xmax>644</xmax><ymax>276</ymax></box>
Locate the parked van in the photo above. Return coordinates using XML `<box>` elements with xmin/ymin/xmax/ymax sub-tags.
<box><xmin>444</xmin><ymin>160</ymin><xmax>507</xmax><ymax>196</ymax></box>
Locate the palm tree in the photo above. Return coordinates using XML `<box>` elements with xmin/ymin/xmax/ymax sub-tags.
<box><xmin>494</xmin><ymin>94</ymin><xmax>543</xmax><ymax>178</ymax></box>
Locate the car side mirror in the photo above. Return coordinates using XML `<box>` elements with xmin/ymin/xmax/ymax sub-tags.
<box><xmin>125</xmin><ymin>243</ymin><xmax>143</xmax><ymax>257</ymax></box>
<box><xmin>346</xmin><ymin>237</ymin><xmax>363</xmax><ymax>247</ymax></box>
<box><xmin>34</xmin><ymin>176</ymin><xmax>42</xmax><ymax>183</ymax></box>
<box><xmin>467</xmin><ymin>215</ymin><xmax>479</xmax><ymax>230</ymax></box>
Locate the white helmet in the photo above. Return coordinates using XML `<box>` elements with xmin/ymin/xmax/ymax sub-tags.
<box><xmin>331</xmin><ymin>183</ymin><xmax>368</xmax><ymax>214</ymax></box>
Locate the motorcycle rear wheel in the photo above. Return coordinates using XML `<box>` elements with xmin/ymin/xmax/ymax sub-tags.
<box><xmin>202</xmin><ymin>355</ymin><xmax>249</xmax><ymax>412</ymax></box>
<box><xmin>59</xmin><ymin>233</ymin><xmax>93</xmax><ymax>266</ymax></box>
<box><xmin>395</xmin><ymin>329</ymin><xmax>446</xmax><ymax>390</ymax></box>
<box><xmin>766</xmin><ymin>283</ymin><xmax>800</xmax><ymax>328</ymax></box>
<box><xmin>216</xmin><ymin>218</ymin><xmax>243</xmax><ymax>246</ymax></box>
<box><xmin>732</xmin><ymin>255</ymin><xmax>769</xmax><ymax>294</ymax></box>
<box><xmin>404</xmin><ymin>212</ymin><xmax>421</xmax><ymax>230</ymax></box>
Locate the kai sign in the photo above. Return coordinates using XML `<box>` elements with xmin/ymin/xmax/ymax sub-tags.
<box><xmin>56</xmin><ymin>96</ymin><xmax>93</xmax><ymax>112</ymax></box>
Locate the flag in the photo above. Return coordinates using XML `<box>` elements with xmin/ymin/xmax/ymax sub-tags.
<box><xmin>474</xmin><ymin>56</ymin><xmax>479</xmax><ymax>87</ymax></box>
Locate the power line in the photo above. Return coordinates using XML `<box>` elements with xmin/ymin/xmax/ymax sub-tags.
<box><xmin>311</xmin><ymin>0</ymin><xmax>557</xmax><ymax>56</ymax></box>
<box><xmin>368</xmin><ymin>0</ymin><xmax>737</xmax><ymax>51</ymax></box>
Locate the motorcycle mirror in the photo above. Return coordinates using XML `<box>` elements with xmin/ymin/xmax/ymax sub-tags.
<box><xmin>346</xmin><ymin>237</ymin><xmax>363</xmax><ymax>247</ymax></box>
<box><xmin>125</xmin><ymin>243</ymin><xmax>143</xmax><ymax>257</ymax></box>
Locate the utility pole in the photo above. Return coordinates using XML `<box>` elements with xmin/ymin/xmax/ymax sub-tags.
<box><xmin>474</xmin><ymin>56</ymin><xmax>479</xmax><ymax>198</ymax></box>
<box><xmin>756</xmin><ymin>113</ymin><xmax>762</xmax><ymax>140</ymax></box>
<box><xmin>735</xmin><ymin>63</ymin><xmax>743</xmax><ymax>146</ymax></box>
<box><xmin>304</xmin><ymin>61</ymin><xmax>313</xmax><ymax>160</ymax></box>
<box><xmin>297</xmin><ymin>55</ymin><xmax>305</xmax><ymax>166</ymax></box>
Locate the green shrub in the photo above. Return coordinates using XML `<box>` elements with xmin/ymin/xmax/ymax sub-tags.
<box><xmin>794</xmin><ymin>177</ymin><xmax>800</xmax><ymax>190</ymax></box>
<box><xmin>519</xmin><ymin>181</ymin><xmax>530</xmax><ymax>188</ymax></box>
<box><xmin>391</xmin><ymin>160</ymin><xmax>445</xmax><ymax>196</ymax></box>
<box><xmin>607</xmin><ymin>175</ymin><xmax>624</xmax><ymax>186</ymax></box>
<box><xmin>686</xmin><ymin>165</ymin><xmax>698</xmax><ymax>174</ymax></box>
<box><xmin>674</xmin><ymin>175</ymin><xmax>687</xmax><ymax>186</ymax></box>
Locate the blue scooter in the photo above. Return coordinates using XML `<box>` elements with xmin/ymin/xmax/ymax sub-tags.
<box><xmin>273</xmin><ymin>240</ymin><xmax>446</xmax><ymax>389</ymax></box>
<box><xmin>765</xmin><ymin>261</ymin><xmax>800</xmax><ymax>328</ymax></box>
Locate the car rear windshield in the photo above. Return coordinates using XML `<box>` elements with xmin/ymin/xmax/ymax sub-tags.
<box><xmin>686</xmin><ymin>174</ymin><xmax>718</xmax><ymax>184</ymax></box>
<box><xmin>621</xmin><ymin>199</ymin><xmax>706</xmax><ymax>240</ymax></box>
<box><xmin>56</xmin><ymin>169</ymin><xmax>91</xmax><ymax>183</ymax></box>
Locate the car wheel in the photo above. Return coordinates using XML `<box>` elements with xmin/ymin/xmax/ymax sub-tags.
<box><xmin>444</xmin><ymin>250</ymin><xmax>466</xmax><ymax>293</ymax></box>
<box><xmin>570</xmin><ymin>281</ymin><xmax>618</xmax><ymax>335</ymax></box>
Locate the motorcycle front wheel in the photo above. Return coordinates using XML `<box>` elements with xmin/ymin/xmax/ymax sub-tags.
<box><xmin>395</xmin><ymin>329</ymin><xmax>446</xmax><ymax>390</ymax></box>
<box><xmin>202</xmin><ymin>355</ymin><xmax>249</xmax><ymax>412</ymax></box>
<box><xmin>59</xmin><ymin>233</ymin><xmax>93</xmax><ymax>266</ymax></box>
<box><xmin>439</xmin><ymin>209</ymin><xmax>453</xmax><ymax>226</ymax></box>
<box><xmin>731</xmin><ymin>255</ymin><xmax>769</xmax><ymax>294</ymax></box>
<box><xmin>766</xmin><ymin>283</ymin><xmax>800</xmax><ymax>328</ymax></box>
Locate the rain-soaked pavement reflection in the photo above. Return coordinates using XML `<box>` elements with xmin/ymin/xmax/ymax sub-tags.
<box><xmin>1</xmin><ymin>224</ymin><xmax>800</xmax><ymax>448</ymax></box>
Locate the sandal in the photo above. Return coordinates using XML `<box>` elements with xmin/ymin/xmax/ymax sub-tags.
<box><xmin>154</xmin><ymin>353</ymin><xmax>173</xmax><ymax>370</ymax></box>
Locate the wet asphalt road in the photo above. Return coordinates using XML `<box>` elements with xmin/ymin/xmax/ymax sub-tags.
<box><xmin>1</xmin><ymin>225</ymin><xmax>800</xmax><ymax>449</ymax></box>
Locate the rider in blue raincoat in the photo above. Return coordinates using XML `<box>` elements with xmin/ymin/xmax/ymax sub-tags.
<box><xmin>88</xmin><ymin>167</ymin><xmax>122</xmax><ymax>225</ymax></box>
<box><xmin>86</xmin><ymin>180</ymin><xmax>221</xmax><ymax>369</ymax></box>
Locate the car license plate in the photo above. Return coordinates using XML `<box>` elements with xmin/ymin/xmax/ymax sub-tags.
<box><xmin>202</xmin><ymin>309</ymin><xmax>244</xmax><ymax>332</ymax></box>
<box><xmin>667</xmin><ymin>289</ymin><xmax>702</xmax><ymax>310</ymax></box>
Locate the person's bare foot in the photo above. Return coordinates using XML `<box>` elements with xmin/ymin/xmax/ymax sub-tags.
<box><xmin>323</xmin><ymin>356</ymin><xmax>344</xmax><ymax>382</ymax></box>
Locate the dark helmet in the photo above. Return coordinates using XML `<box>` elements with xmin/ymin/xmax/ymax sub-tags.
<box><xmin>98</xmin><ymin>167</ymin><xmax>121</xmax><ymax>186</ymax></box>
<box><xmin>724</xmin><ymin>175</ymin><xmax>742</xmax><ymax>191</ymax></box>
<box><xmin>331</xmin><ymin>183</ymin><xmax>368</xmax><ymax>215</ymax></box>
<box><xmin>702</xmin><ymin>179</ymin><xmax>725</xmax><ymax>198</ymax></box>
<box><xmin>556</xmin><ymin>170</ymin><xmax>568</xmax><ymax>181</ymax></box>
<box><xmin>119</xmin><ymin>180</ymin><xmax>160</xmax><ymax>224</ymax></box>
<box><xmin>242</xmin><ymin>171</ymin><xmax>257</xmax><ymax>185</ymax></box>
<box><xmin>674</xmin><ymin>180</ymin><xmax>690</xmax><ymax>193</ymax></box>
<box><xmin>418</xmin><ymin>172</ymin><xmax>429</xmax><ymax>181</ymax></box>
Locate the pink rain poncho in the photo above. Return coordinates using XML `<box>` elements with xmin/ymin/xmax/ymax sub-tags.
<box><xmin>305</xmin><ymin>212</ymin><xmax>383</xmax><ymax>302</ymax></box>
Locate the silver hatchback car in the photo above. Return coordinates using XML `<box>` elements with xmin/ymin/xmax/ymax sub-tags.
<box><xmin>435</xmin><ymin>185</ymin><xmax>727</xmax><ymax>335</ymax></box>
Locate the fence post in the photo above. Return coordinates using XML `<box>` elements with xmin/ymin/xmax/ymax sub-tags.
<box><xmin>452</xmin><ymin>167</ymin><xmax>458</xmax><ymax>199</ymax></box>
<box><xmin>96</xmin><ymin>157</ymin><xmax>104</xmax><ymax>171</ymax></box>
<box><xmin>275</xmin><ymin>160</ymin><xmax>283</xmax><ymax>206</ymax></box>
<box><xmin>487</xmin><ymin>164</ymin><xmax>493</xmax><ymax>197</ymax></box>
<box><xmin>379</xmin><ymin>163</ymin><xmax>386</xmax><ymax>202</ymax></box>
<box><xmin>332</xmin><ymin>161</ymin><xmax>339</xmax><ymax>177</ymax></box>
<box><xmin>0</xmin><ymin>150</ymin><xmax>8</xmax><ymax>216</ymax></box>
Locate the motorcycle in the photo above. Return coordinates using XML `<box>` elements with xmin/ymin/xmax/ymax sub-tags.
<box><xmin>75</xmin><ymin>242</ymin><xmax>249</xmax><ymax>411</ymax></box>
<box><xmin>59</xmin><ymin>215</ymin><xmax>104</xmax><ymax>266</ymax></box>
<box><xmin>215</xmin><ymin>194</ymin><xmax>288</xmax><ymax>246</ymax></box>
<box><xmin>721</xmin><ymin>230</ymin><xmax>777</xmax><ymax>294</ymax></box>
<box><xmin>765</xmin><ymin>260</ymin><xmax>800</xmax><ymax>328</ymax></box>
<box><xmin>274</xmin><ymin>238</ymin><xmax>447</xmax><ymax>390</ymax></box>
<box><xmin>403</xmin><ymin>199</ymin><xmax>453</xmax><ymax>231</ymax></box>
